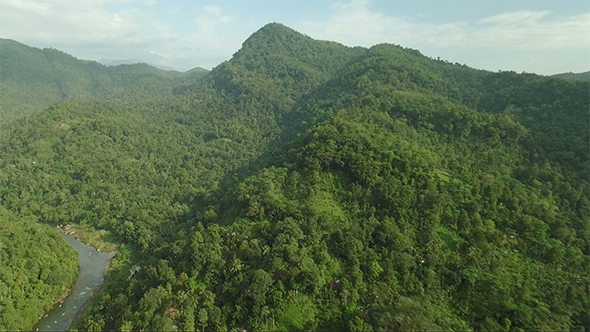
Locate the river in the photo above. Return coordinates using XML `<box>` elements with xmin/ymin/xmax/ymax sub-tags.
<box><xmin>33</xmin><ymin>233</ymin><xmax>113</xmax><ymax>332</ymax></box>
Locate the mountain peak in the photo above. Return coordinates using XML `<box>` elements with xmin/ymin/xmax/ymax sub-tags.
<box><xmin>227</xmin><ymin>22</ymin><xmax>364</xmax><ymax>76</ymax></box>
<box><xmin>257</xmin><ymin>22</ymin><xmax>292</xmax><ymax>33</ymax></box>
<box><xmin>240</xmin><ymin>22</ymin><xmax>311</xmax><ymax>51</ymax></box>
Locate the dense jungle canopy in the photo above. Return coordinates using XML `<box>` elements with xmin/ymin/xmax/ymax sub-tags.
<box><xmin>0</xmin><ymin>23</ymin><xmax>588</xmax><ymax>331</ymax></box>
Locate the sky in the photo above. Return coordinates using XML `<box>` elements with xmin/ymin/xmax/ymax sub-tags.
<box><xmin>1</xmin><ymin>0</ymin><xmax>589</xmax><ymax>75</ymax></box>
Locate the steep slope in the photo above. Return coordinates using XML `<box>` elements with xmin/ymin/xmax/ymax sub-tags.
<box><xmin>0</xmin><ymin>206</ymin><xmax>78</xmax><ymax>331</ymax></box>
<box><xmin>0</xmin><ymin>23</ymin><xmax>363</xmax><ymax>251</ymax></box>
<box><xmin>206</xmin><ymin>23</ymin><xmax>364</xmax><ymax>132</ymax></box>
<box><xmin>191</xmin><ymin>39</ymin><xmax>589</xmax><ymax>331</ymax></box>
<box><xmin>0</xmin><ymin>23</ymin><xmax>588</xmax><ymax>331</ymax></box>
<box><xmin>0</xmin><ymin>38</ymin><xmax>190</xmax><ymax>124</ymax></box>
<box><xmin>74</xmin><ymin>24</ymin><xmax>587</xmax><ymax>331</ymax></box>
<box><xmin>0</xmin><ymin>24</ymin><xmax>364</xmax><ymax>331</ymax></box>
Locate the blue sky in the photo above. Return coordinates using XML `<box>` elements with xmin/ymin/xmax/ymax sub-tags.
<box><xmin>1</xmin><ymin>0</ymin><xmax>588</xmax><ymax>75</ymax></box>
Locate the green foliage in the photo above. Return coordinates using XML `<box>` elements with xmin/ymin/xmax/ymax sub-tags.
<box><xmin>551</xmin><ymin>71</ymin><xmax>590</xmax><ymax>82</ymax></box>
<box><xmin>0</xmin><ymin>38</ymin><xmax>205</xmax><ymax>124</ymax></box>
<box><xmin>1</xmin><ymin>23</ymin><xmax>588</xmax><ymax>332</ymax></box>
<box><xmin>0</xmin><ymin>206</ymin><xmax>78</xmax><ymax>331</ymax></box>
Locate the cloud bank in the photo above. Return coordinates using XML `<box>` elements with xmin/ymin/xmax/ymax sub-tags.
<box><xmin>0</xmin><ymin>0</ymin><xmax>588</xmax><ymax>74</ymax></box>
<box><xmin>294</xmin><ymin>0</ymin><xmax>589</xmax><ymax>74</ymax></box>
<box><xmin>0</xmin><ymin>0</ymin><xmax>251</xmax><ymax>70</ymax></box>
<box><xmin>297</xmin><ymin>0</ymin><xmax>589</xmax><ymax>51</ymax></box>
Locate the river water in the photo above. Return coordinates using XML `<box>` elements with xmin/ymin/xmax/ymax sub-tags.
<box><xmin>33</xmin><ymin>233</ymin><xmax>113</xmax><ymax>332</ymax></box>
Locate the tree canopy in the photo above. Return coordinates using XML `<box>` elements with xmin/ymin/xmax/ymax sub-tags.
<box><xmin>0</xmin><ymin>23</ymin><xmax>588</xmax><ymax>331</ymax></box>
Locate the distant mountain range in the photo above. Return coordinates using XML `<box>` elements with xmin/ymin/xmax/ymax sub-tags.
<box><xmin>0</xmin><ymin>38</ymin><xmax>208</xmax><ymax>124</ymax></box>
<box><xmin>551</xmin><ymin>71</ymin><xmax>590</xmax><ymax>82</ymax></box>
<box><xmin>97</xmin><ymin>57</ymin><xmax>208</xmax><ymax>73</ymax></box>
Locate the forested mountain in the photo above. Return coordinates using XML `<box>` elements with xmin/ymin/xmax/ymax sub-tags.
<box><xmin>0</xmin><ymin>23</ymin><xmax>588</xmax><ymax>331</ymax></box>
<box><xmin>551</xmin><ymin>71</ymin><xmax>590</xmax><ymax>82</ymax></box>
<box><xmin>0</xmin><ymin>38</ymin><xmax>207</xmax><ymax>125</ymax></box>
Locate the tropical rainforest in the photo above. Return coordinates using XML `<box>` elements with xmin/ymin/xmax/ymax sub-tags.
<box><xmin>0</xmin><ymin>38</ymin><xmax>206</xmax><ymax>125</ymax></box>
<box><xmin>0</xmin><ymin>23</ymin><xmax>588</xmax><ymax>331</ymax></box>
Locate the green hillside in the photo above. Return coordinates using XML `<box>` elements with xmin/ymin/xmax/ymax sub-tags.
<box><xmin>0</xmin><ymin>206</ymin><xmax>78</xmax><ymax>330</ymax></box>
<box><xmin>0</xmin><ymin>23</ymin><xmax>588</xmax><ymax>331</ymax></box>
<box><xmin>0</xmin><ymin>38</ymin><xmax>205</xmax><ymax>125</ymax></box>
<box><xmin>551</xmin><ymin>71</ymin><xmax>590</xmax><ymax>82</ymax></box>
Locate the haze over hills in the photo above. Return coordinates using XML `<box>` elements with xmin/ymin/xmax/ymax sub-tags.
<box><xmin>0</xmin><ymin>23</ymin><xmax>588</xmax><ymax>331</ymax></box>
<box><xmin>551</xmin><ymin>71</ymin><xmax>590</xmax><ymax>82</ymax></box>
<box><xmin>0</xmin><ymin>38</ymin><xmax>209</xmax><ymax>125</ymax></box>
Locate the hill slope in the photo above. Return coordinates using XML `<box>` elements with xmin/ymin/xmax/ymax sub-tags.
<box><xmin>0</xmin><ymin>23</ymin><xmax>588</xmax><ymax>331</ymax></box>
<box><xmin>0</xmin><ymin>38</ymin><xmax>197</xmax><ymax>124</ymax></box>
<box><xmin>0</xmin><ymin>206</ymin><xmax>78</xmax><ymax>331</ymax></box>
<box><xmin>551</xmin><ymin>71</ymin><xmax>590</xmax><ymax>82</ymax></box>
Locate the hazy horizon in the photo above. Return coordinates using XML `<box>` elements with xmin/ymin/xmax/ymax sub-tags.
<box><xmin>1</xmin><ymin>0</ymin><xmax>588</xmax><ymax>75</ymax></box>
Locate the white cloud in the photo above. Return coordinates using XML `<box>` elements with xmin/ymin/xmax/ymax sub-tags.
<box><xmin>203</xmin><ymin>5</ymin><xmax>221</xmax><ymax>16</ymax></box>
<box><xmin>1</xmin><ymin>0</ymin><xmax>587</xmax><ymax>73</ymax></box>
<box><xmin>470</xmin><ymin>11</ymin><xmax>590</xmax><ymax>50</ymax></box>
<box><xmin>293</xmin><ymin>0</ymin><xmax>589</xmax><ymax>74</ymax></box>
<box><xmin>193</xmin><ymin>5</ymin><xmax>234</xmax><ymax>35</ymax></box>
<box><xmin>0</xmin><ymin>0</ymin><xmax>248</xmax><ymax>70</ymax></box>
<box><xmin>0</xmin><ymin>0</ymin><xmax>146</xmax><ymax>47</ymax></box>
<box><xmin>296</xmin><ymin>0</ymin><xmax>590</xmax><ymax>51</ymax></box>
<box><xmin>148</xmin><ymin>50</ymin><xmax>169</xmax><ymax>58</ymax></box>
<box><xmin>137</xmin><ymin>5</ymin><xmax>254</xmax><ymax>70</ymax></box>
